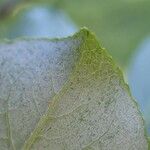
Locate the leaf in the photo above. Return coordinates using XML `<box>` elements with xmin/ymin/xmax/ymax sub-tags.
<box><xmin>128</xmin><ymin>37</ymin><xmax>150</xmax><ymax>135</ymax></box>
<box><xmin>0</xmin><ymin>28</ymin><xmax>149</xmax><ymax>150</ymax></box>
<box><xmin>0</xmin><ymin>5</ymin><xmax>77</xmax><ymax>39</ymax></box>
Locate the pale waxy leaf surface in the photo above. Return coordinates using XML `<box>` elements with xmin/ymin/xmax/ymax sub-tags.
<box><xmin>0</xmin><ymin>29</ymin><xmax>149</xmax><ymax>150</ymax></box>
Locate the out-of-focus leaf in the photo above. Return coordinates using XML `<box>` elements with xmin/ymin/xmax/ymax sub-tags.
<box><xmin>0</xmin><ymin>5</ymin><xmax>77</xmax><ymax>39</ymax></box>
<box><xmin>0</xmin><ymin>28</ymin><xmax>148</xmax><ymax>149</ymax></box>
<box><xmin>128</xmin><ymin>37</ymin><xmax>150</xmax><ymax>135</ymax></box>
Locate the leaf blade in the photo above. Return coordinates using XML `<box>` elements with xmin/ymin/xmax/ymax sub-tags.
<box><xmin>0</xmin><ymin>28</ymin><xmax>149</xmax><ymax>150</ymax></box>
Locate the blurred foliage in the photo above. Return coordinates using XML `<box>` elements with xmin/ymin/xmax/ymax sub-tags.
<box><xmin>0</xmin><ymin>0</ymin><xmax>24</xmax><ymax>18</ymax></box>
<box><xmin>0</xmin><ymin>4</ymin><xmax>77</xmax><ymax>38</ymax></box>
<box><xmin>128</xmin><ymin>38</ymin><xmax>150</xmax><ymax>134</ymax></box>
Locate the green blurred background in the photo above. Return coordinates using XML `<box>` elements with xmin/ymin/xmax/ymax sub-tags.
<box><xmin>0</xmin><ymin>0</ymin><xmax>150</xmax><ymax>134</ymax></box>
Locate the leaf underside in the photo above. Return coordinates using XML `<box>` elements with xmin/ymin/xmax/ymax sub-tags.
<box><xmin>0</xmin><ymin>28</ymin><xmax>149</xmax><ymax>150</ymax></box>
